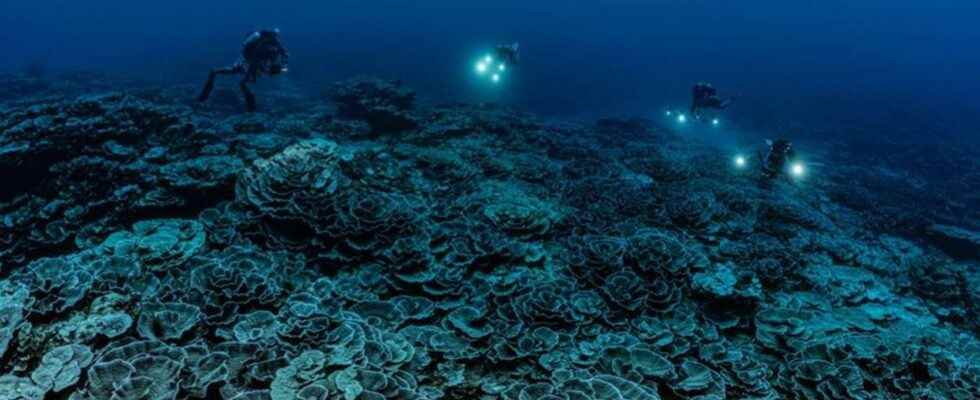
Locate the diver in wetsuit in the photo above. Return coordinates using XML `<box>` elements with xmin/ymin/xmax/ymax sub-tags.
<box><xmin>493</xmin><ymin>42</ymin><xmax>520</xmax><ymax>67</ymax></box>
<box><xmin>197</xmin><ymin>29</ymin><xmax>290</xmax><ymax>112</ymax></box>
<box><xmin>760</xmin><ymin>139</ymin><xmax>797</xmax><ymax>179</ymax></box>
<box><xmin>690</xmin><ymin>82</ymin><xmax>734</xmax><ymax>121</ymax></box>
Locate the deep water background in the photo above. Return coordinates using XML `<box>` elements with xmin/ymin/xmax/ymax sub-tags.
<box><xmin>4</xmin><ymin>0</ymin><xmax>980</xmax><ymax>141</ymax></box>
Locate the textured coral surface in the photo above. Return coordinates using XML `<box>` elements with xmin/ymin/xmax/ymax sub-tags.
<box><xmin>1</xmin><ymin>73</ymin><xmax>979</xmax><ymax>400</ymax></box>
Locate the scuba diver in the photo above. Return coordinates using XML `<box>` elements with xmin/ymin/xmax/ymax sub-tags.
<box><xmin>197</xmin><ymin>29</ymin><xmax>290</xmax><ymax>112</ymax></box>
<box><xmin>493</xmin><ymin>42</ymin><xmax>521</xmax><ymax>66</ymax></box>
<box><xmin>690</xmin><ymin>82</ymin><xmax>735</xmax><ymax>121</ymax></box>
<box><xmin>760</xmin><ymin>139</ymin><xmax>797</xmax><ymax>179</ymax></box>
<box><xmin>475</xmin><ymin>43</ymin><xmax>519</xmax><ymax>83</ymax></box>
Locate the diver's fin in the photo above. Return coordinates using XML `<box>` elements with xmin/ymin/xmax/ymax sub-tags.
<box><xmin>241</xmin><ymin>82</ymin><xmax>257</xmax><ymax>112</ymax></box>
<box><xmin>197</xmin><ymin>73</ymin><xmax>216</xmax><ymax>102</ymax></box>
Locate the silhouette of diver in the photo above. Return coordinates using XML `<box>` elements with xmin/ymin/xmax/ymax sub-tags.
<box><xmin>198</xmin><ymin>29</ymin><xmax>289</xmax><ymax>112</ymax></box>
<box><xmin>493</xmin><ymin>42</ymin><xmax>521</xmax><ymax>66</ymax></box>
<box><xmin>690</xmin><ymin>82</ymin><xmax>734</xmax><ymax>121</ymax></box>
<box><xmin>760</xmin><ymin>139</ymin><xmax>796</xmax><ymax>179</ymax></box>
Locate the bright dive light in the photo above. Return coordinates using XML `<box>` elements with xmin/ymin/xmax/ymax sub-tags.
<box><xmin>492</xmin><ymin>73</ymin><xmax>501</xmax><ymax>83</ymax></box>
<box><xmin>712</xmin><ymin>118</ymin><xmax>720</xmax><ymax>126</ymax></box>
<box><xmin>485</xmin><ymin>55</ymin><xmax>493</xmax><ymax>63</ymax></box>
<box><xmin>499</xmin><ymin>63</ymin><xmax>506</xmax><ymax>71</ymax></box>
<box><xmin>790</xmin><ymin>162</ymin><xmax>806</xmax><ymax>177</ymax></box>
<box><xmin>476</xmin><ymin>62</ymin><xmax>488</xmax><ymax>74</ymax></box>
<box><xmin>677</xmin><ymin>114</ymin><xmax>687</xmax><ymax>123</ymax></box>
<box><xmin>734</xmin><ymin>155</ymin><xmax>747</xmax><ymax>168</ymax></box>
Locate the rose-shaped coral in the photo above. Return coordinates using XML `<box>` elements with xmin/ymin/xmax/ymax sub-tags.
<box><xmin>601</xmin><ymin>271</ymin><xmax>649</xmax><ymax>311</ymax></box>
<box><xmin>504</xmin><ymin>282</ymin><xmax>574</xmax><ymax>326</ymax></box>
<box><xmin>159</xmin><ymin>155</ymin><xmax>244</xmax><ymax>190</ymax></box>
<box><xmin>567</xmin><ymin>235</ymin><xmax>629</xmax><ymax>283</ymax></box>
<box><xmin>483</xmin><ymin>200</ymin><xmax>557</xmax><ymax>239</ymax></box>
<box><xmin>330</xmin><ymin>76</ymin><xmax>418</xmax><ymax>132</ymax></box>
<box><xmin>666</xmin><ymin>190</ymin><xmax>719</xmax><ymax>229</ymax></box>
<box><xmin>646</xmin><ymin>279</ymin><xmax>681</xmax><ymax>313</ymax></box>
<box><xmin>491</xmin><ymin>326</ymin><xmax>561</xmax><ymax>362</ymax></box>
<box><xmin>98</xmin><ymin>219</ymin><xmax>206</xmax><ymax>273</ymax></box>
<box><xmin>136</xmin><ymin>301</ymin><xmax>202</xmax><ymax>342</ymax></box>
<box><xmin>381</xmin><ymin>235</ymin><xmax>436</xmax><ymax>286</ymax></box>
<box><xmin>13</xmin><ymin>255</ymin><xmax>95</xmax><ymax>316</ymax></box>
<box><xmin>188</xmin><ymin>246</ymin><xmax>295</xmax><ymax>325</ymax></box>
<box><xmin>236</xmin><ymin>138</ymin><xmax>350</xmax><ymax>223</ymax></box>
<box><xmin>329</xmin><ymin>189</ymin><xmax>420</xmax><ymax>254</ymax></box>
<box><xmin>627</xmin><ymin>228</ymin><xmax>703</xmax><ymax>277</ymax></box>
<box><xmin>569</xmin><ymin>290</ymin><xmax>609</xmax><ymax>323</ymax></box>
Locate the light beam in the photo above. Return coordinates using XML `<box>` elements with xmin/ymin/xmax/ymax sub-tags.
<box><xmin>791</xmin><ymin>162</ymin><xmax>806</xmax><ymax>177</ymax></box>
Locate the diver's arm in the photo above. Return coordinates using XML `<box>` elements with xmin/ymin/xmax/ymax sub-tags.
<box><xmin>199</xmin><ymin>64</ymin><xmax>245</xmax><ymax>102</ymax></box>
<box><xmin>240</xmin><ymin>64</ymin><xmax>260</xmax><ymax>112</ymax></box>
<box><xmin>720</xmin><ymin>95</ymin><xmax>737</xmax><ymax>109</ymax></box>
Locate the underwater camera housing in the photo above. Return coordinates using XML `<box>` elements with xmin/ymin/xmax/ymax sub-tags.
<box><xmin>268</xmin><ymin>54</ymin><xmax>289</xmax><ymax>75</ymax></box>
<box><xmin>268</xmin><ymin>54</ymin><xmax>288</xmax><ymax>75</ymax></box>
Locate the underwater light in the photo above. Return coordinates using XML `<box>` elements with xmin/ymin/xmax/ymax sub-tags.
<box><xmin>677</xmin><ymin>114</ymin><xmax>687</xmax><ymax>123</ymax></box>
<box><xmin>665</xmin><ymin>110</ymin><xmax>672</xmax><ymax>116</ymax></box>
<box><xmin>485</xmin><ymin>55</ymin><xmax>494</xmax><ymax>63</ymax></box>
<box><xmin>492</xmin><ymin>74</ymin><xmax>501</xmax><ymax>83</ymax></box>
<box><xmin>734</xmin><ymin>155</ymin><xmax>747</xmax><ymax>168</ymax></box>
<box><xmin>790</xmin><ymin>162</ymin><xmax>806</xmax><ymax>177</ymax></box>
<box><xmin>476</xmin><ymin>62</ymin><xmax>488</xmax><ymax>74</ymax></box>
<box><xmin>712</xmin><ymin>118</ymin><xmax>720</xmax><ymax>126</ymax></box>
<box><xmin>499</xmin><ymin>63</ymin><xmax>506</xmax><ymax>72</ymax></box>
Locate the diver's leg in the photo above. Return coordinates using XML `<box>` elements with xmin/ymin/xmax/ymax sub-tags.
<box><xmin>197</xmin><ymin>70</ymin><xmax>218</xmax><ymax>102</ymax></box>
<box><xmin>240</xmin><ymin>79</ymin><xmax>256</xmax><ymax>112</ymax></box>
<box><xmin>240</xmin><ymin>80</ymin><xmax>256</xmax><ymax>112</ymax></box>
<box><xmin>692</xmin><ymin>104</ymin><xmax>707</xmax><ymax>121</ymax></box>
<box><xmin>240</xmin><ymin>65</ymin><xmax>260</xmax><ymax>112</ymax></box>
<box><xmin>197</xmin><ymin>66</ymin><xmax>239</xmax><ymax>102</ymax></box>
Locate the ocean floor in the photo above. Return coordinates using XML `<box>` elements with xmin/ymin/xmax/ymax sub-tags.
<box><xmin>1</xmin><ymin>73</ymin><xmax>980</xmax><ymax>399</ymax></box>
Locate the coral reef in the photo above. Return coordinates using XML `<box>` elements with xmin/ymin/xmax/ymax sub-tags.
<box><xmin>330</xmin><ymin>76</ymin><xmax>418</xmax><ymax>133</ymax></box>
<box><xmin>0</xmin><ymin>74</ymin><xmax>978</xmax><ymax>400</ymax></box>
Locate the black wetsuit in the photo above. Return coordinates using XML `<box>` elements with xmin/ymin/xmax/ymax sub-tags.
<box><xmin>493</xmin><ymin>44</ymin><xmax>520</xmax><ymax>66</ymax></box>
<box><xmin>761</xmin><ymin>139</ymin><xmax>796</xmax><ymax>179</ymax></box>
<box><xmin>690</xmin><ymin>83</ymin><xmax>732</xmax><ymax>119</ymax></box>
<box><xmin>198</xmin><ymin>30</ymin><xmax>289</xmax><ymax>112</ymax></box>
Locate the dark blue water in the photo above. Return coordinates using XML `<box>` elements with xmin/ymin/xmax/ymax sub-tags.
<box><xmin>5</xmin><ymin>0</ymin><xmax>980</xmax><ymax>130</ymax></box>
